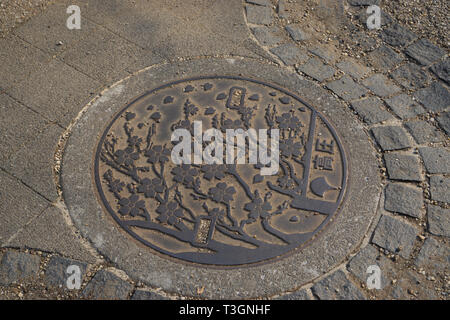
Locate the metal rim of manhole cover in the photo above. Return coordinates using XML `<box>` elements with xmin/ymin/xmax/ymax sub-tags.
<box><xmin>61</xmin><ymin>58</ymin><xmax>381</xmax><ymax>297</ymax></box>
<box><xmin>94</xmin><ymin>76</ymin><xmax>348</xmax><ymax>267</ymax></box>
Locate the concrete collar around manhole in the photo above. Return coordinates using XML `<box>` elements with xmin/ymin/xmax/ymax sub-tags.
<box><xmin>60</xmin><ymin>57</ymin><xmax>381</xmax><ymax>299</ymax></box>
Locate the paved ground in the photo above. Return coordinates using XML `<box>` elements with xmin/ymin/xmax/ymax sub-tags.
<box><xmin>0</xmin><ymin>0</ymin><xmax>448</xmax><ymax>300</ymax></box>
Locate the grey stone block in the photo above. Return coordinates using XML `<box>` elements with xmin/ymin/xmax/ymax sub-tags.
<box><xmin>276</xmin><ymin>289</ymin><xmax>311</xmax><ymax>300</ymax></box>
<box><xmin>126</xmin><ymin>48</ymin><xmax>165</xmax><ymax>74</ymax></box>
<box><xmin>0</xmin><ymin>251</ymin><xmax>40</xmax><ymax>286</ymax></box>
<box><xmin>131</xmin><ymin>289</ymin><xmax>169</xmax><ymax>300</ymax></box>
<box><xmin>13</xmin><ymin>2</ymin><xmax>96</xmax><ymax>55</ymax></box>
<box><xmin>8</xmin><ymin>59</ymin><xmax>101</xmax><ymax>127</ymax></box>
<box><xmin>326</xmin><ymin>76</ymin><xmax>368</xmax><ymax>101</ymax></box>
<box><xmin>59</xmin><ymin>24</ymin><xmax>150</xmax><ymax>83</ymax></box>
<box><xmin>350</xmin><ymin>31</ymin><xmax>377</xmax><ymax>52</ymax></box>
<box><xmin>362</xmin><ymin>74</ymin><xmax>401</xmax><ymax>97</ymax></box>
<box><xmin>246</xmin><ymin>5</ymin><xmax>273</xmax><ymax>25</ymax></box>
<box><xmin>368</xmin><ymin>45</ymin><xmax>403</xmax><ymax>71</ymax></box>
<box><xmin>414</xmin><ymin>82</ymin><xmax>450</xmax><ymax>113</ymax></box>
<box><xmin>429</xmin><ymin>175</ymin><xmax>450</xmax><ymax>203</ymax></box>
<box><xmin>384</xmin><ymin>183</ymin><xmax>423</xmax><ymax>218</ymax></box>
<box><xmin>384</xmin><ymin>153</ymin><xmax>423</xmax><ymax>182</ymax></box>
<box><xmin>351</xmin><ymin>97</ymin><xmax>394</xmax><ymax>124</ymax></box>
<box><xmin>80</xmin><ymin>0</ymin><xmax>248</xmax><ymax>56</ymax></box>
<box><xmin>381</xmin><ymin>24</ymin><xmax>417</xmax><ymax>48</ymax></box>
<box><xmin>391</xmin><ymin>63</ymin><xmax>430</xmax><ymax>90</ymax></box>
<box><xmin>371</xmin><ymin>126</ymin><xmax>412</xmax><ymax>151</ymax></box>
<box><xmin>0</xmin><ymin>35</ymin><xmax>51</xmax><ymax>92</ymax></box>
<box><xmin>251</xmin><ymin>26</ymin><xmax>283</xmax><ymax>46</ymax></box>
<box><xmin>309</xmin><ymin>45</ymin><xmax>338</xmax><ymax>63</ymax></box>
<box><xmin>405</xmin><ymin>121</ymin><xmax>444</xmax><ymax>144</ymax></box>
<box><xmin>270</xmin><ymin>43</ymin><xmax>309</xmax><ymax>66</ymax></box>
<box><xmin>7</xmin><ymin>206</ymin><xmax>96</xmax><ymax>263</ymax></box>
<box><xmin>405</xmin><ymin>39</ymin><xmax>446</xmax><ymax>66</ymax></box>
<box><xmin>0</xmin><ymin>94</ymin><xmax>48</xmax><ymax>165</ymax></box>
<box><xmin>45</xmin><ymin>256</ymin><xmax>88</xmax><ymax>289</ymax></box>
<box><xmin>415</xmin><ymin>238</ymin><xmax>449</xmax><ymax>273</ymax></box>
<box><xmin>430</xmin><ymin>58</ymin><xmax>450</xmax><ymax>85</ymax></box>
<box><xmin>348</xmin><ymin>0</ymin><xmax>380</xmax><ymax>5</ymax></box>
<box><xmin>390</xmin><ymin>270</ymin><xmax>438</xmax><ymax>300</ymax></box>
<box><xmin>437</xmin><ymin>111</ymin><xmax>450</xmax><ymax>135</ymax></box>
<box><xmin>277</xmin><ymin>0</ymin><xmax>288</xmax><ymax>19</ymax></box>
<box><xmin>0</xmin><ymin>171</ymin><xmax>48</xmax><ymax>244</ymax></box>
<box><xmin>236</xmin><ymin>38</ymin><xmax>277</xmax><ymax>62</ymax></box>
<box><xmin>4</xmin><ymin>124</ymin><xmax>63</xmax><ymax>202</ymax></box>
<box><xmin>347</xmin><ymin>245</ymin><xmax>395</xmax><ymax>289</ymax></box>
<box><xmin>336</xmin><ymin>58</ymin><xmax>370</xmax><ymax>80</ymax></box>
<box><xmin>311</xmin><ymin>270</ymin><xmax>365</xmax><ymax>300</ymax></box>
<box><xmin>427</xmin><ymin>205</ymin><xmax>450</xmax><ymax>237</ymax></box>
<box><xmin>384</xmin><ymin>94</ymin><xmax>425</xmax><ymax>120</ymax></box>
<box><xmin>298</xmin><ymin>57</ymin><xmax>336</xmax><ymax>82</ymax></box>
<box><xmin>139</xmin><ymin>2</ymin><xmax>252</xmax><ymax>58</ymax></box>
<box><xmin>82</xmin><ymin>270</ymin><xmax>133</xmax><ymax>300</ymax></box>
<box><xmin>285</xmin><ymin>25</ymin><xmax>309</xmax><ymax>41</ymax></box>
<box><xmin>153</xmin><ymin>27</ymin><xmax>252</xmax><ymax>64</ymax></box>
<box><xmin>418</xmin><ymin>147</ymin><xmax>450</xmax><ymax>174</ymax></box>
<box><xmin>372</xmin><ymin>215</ymin><xmax>418</xmax><ymax>258</ymax></box>
<box><xmin>75</xmin><ymin>0</ymin><xmax>165</xmax><ymax>49</ymax></box>
<box><xmin>245</xmin><ymin>0</ymin><xmax>270</xmax><ymax>6</ymax></box>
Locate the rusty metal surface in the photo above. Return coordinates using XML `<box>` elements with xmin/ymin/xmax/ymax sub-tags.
<box><xmin>94</xmin><ymin>76</ymin><xmax>348</xmax><ymax>266</ymax></box>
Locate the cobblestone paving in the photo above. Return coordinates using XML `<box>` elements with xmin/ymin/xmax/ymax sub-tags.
<box><xmin>0</xmin><ymin>0</ymin><xmax>448</xmax><ymax>300</ymax></box>
<box><xmin>247</xmin><ymin>0</ymin><xmax>449</xmax><ymax>300</ymax></box>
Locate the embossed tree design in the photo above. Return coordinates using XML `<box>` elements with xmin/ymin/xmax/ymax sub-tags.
<box><xmin>96</xmin><ymin>79</ymin><xmax>345</xmax><ymax>264</ymax></box>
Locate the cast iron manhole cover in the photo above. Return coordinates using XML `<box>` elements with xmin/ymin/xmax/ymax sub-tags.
<box><xmin>94</xmin><ymin>76</ymin><xmax>347</xmax><ymax>266</ymax></box>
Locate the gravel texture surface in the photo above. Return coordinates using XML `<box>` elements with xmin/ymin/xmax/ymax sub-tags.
<box><xmin>383</xmin><ymin>0</ymin><xmax>449</xmax><ymax>50</ymax></box>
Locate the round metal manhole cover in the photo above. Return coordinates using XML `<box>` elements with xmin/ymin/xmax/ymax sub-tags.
<box><xmin>94</xmin><ymin>76</ymin><xmax>348</xmax><ymax>266</ymax></box>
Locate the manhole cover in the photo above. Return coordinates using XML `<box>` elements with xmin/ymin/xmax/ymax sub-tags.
<box><xmin>94</xmin><ymin>76</ymin><xmax>347</xmax><ymax>266</ymax></box>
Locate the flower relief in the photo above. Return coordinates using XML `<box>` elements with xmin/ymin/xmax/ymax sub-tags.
<box><xmin>95</xmin><ymin>78</ymin><xmax>346</xmax><ymax>265</ymax></box>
